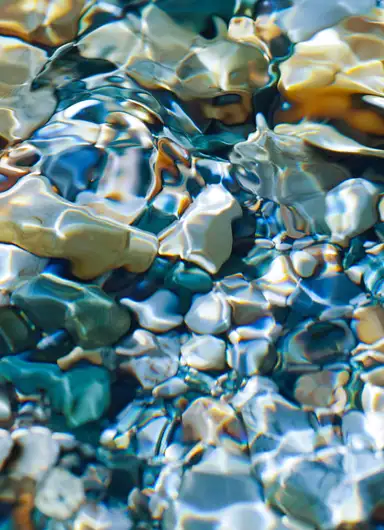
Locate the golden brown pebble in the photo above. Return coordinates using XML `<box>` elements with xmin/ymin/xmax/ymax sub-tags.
<box><xmin>353</xmin><ymin>304</ymin><xmax>384</xmax><ymax>344</ymax></box>
<box><xmin>12</xmin><ymin>478</ymin><xmax>36</xmax><ymax>530</ymax></box>
<box><xmin>0</xmin><ymin>175</ymin><xmax>158</xmax><ymax>279</ymax></box>
<box><xmin>78</xmin><ymin>5</ymin><xmax>271</xmax><ymax>124</ymax></box>
<box><xmin>0</xmin><ymin>146</ymin><xmax>34</xmax><ymax>192</ymax></box>
<box><xmin>181</xmin><ymin>397</ymin><xmax>247</xmax><ymax>455</ymax></box>
<box><xmin>277</xmin><ymin>9</ymin><xmax>384</xmax><ymax>134</ymax></box>
<box><xmin>154</xmin><ymin>138</ymin><xmax>190</xmax><ymax>185</ymax></box>
<box><xmin>201</xmin><ymin>92</ymin><xmax>253</xmax><ymax>125</ymax></box>
<box><xmin>254</xmin><ymin>14</ymin><xmax>284</xmax><ymax>43</ymax></box>
<box><xmin>0</xmin><ymin>0</ymin><xmax>91</xmax><ymax>46</ymax></box>
<box><xmin>228</xmin><ymin>16</ymin><xmax>277</xmax><ymax>51</ymax></box>
<box><xmin>57</xmin><ymin>346</ymin><xmax>103</xmax><ymax>371</ymax></box>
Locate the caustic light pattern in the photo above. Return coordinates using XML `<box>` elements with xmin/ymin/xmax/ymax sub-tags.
<box><xmin>0</xmin><ymin>1</ymin><xmax>384</xmax><ymax>529</ymax></box>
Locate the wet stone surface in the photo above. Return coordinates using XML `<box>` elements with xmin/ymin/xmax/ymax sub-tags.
<box><xmin>0</xmin><ymin>1</ymin><xmax>383</xmax><ymax>529</ymax></box>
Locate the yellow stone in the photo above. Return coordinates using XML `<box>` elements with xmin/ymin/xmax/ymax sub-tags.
<box><xmin>0</xmin><ymin>176</ymin><xmax>158</xmax><ymax>279</ymax></box>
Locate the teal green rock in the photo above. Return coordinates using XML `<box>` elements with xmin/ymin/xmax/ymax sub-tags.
<box><xmin>11</xmin><ymin>273</ymin><xmax>131</xmax><ymax>348</ymax></box>
<box><xmin>0</xmin><ymin>307</ymin><xmax>39</xmax><ymax>355</ymax></box>
<box><xmin>0</xmin><ymin>357</ymin><xmax>110</xmax><ymax>427</ymax></box>
<box><xmin>165</xmin><ymin>262</ymin><xmax>213</xmax><ymax>293</ymax></box>
<box><xmin>243</xmin><ymin>239</ymin><xmax>279</xmax><ymax>279</ymax></box>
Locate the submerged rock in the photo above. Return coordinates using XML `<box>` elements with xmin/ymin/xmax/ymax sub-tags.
<box><xmin>12</xmin><ymin>273</ymin><xmax>131</xmax><ymax>348</ymax></box>
<box><xmin>121</xmin><ymin>289</ymin><xmax>183</xmax><ymax>332</ymax></box>
<box><xmin>0</xmin><ymin>176</ymin><xmax>158</xmax><ymax>279</ymax></box>
<box><xmin>230</xmin><ymin>114</ymin><xmax>348</xmax><ymax>235</ymax></box>
<box><xmin>159</xmin><ymin>184</ymin><xmax>242</xmax><ymax>274</ymax></box>
<box><xmin>325</xmin><ymin>178</ymin><xmax>381</xmax><ymax>246</ymax></box>
<box><xmin>116</xmin><ymin>329</ymin><xmax>180</xmax><ymax>390</ymax></box>
<box><xmin>9</xmin><ymin>426</ymin><xmax>59</xmax><ymax>482</ymax></box>
<box><xmin>0</xmin><ymin>2</ymin><xmax>381</xmax><ymax>529</ymax></box>
<box><xmin>35</xmin><ymin>467</ymin><xmax>85</xmax><ymax>520</ymax></box>
<box><xmin>185</xmin><ymin>291</ymin><xmax>232</xmax><ymax>334</ymax></box>
<box><xmin>0</xmin><ymin>358</ymin><xmax>111</xmax><ymax>427</ymax></box>
<box><xmin>181</xmin><ymin>334</ymin><xmax>227</xmax><ymax>371</ymax></box>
